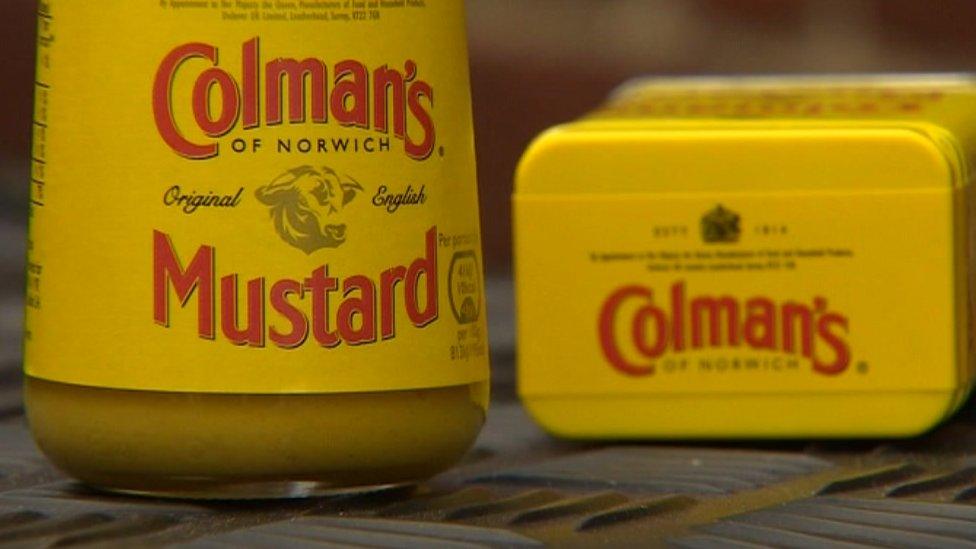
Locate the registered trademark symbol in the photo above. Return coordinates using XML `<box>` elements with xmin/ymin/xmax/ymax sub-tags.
<box><xmin>857</xmin><ymin>361</ymin><xmax>869</xmax><ymax>374</ymax></box>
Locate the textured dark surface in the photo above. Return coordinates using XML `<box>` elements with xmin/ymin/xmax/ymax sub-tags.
<box><xmin>679</xmin><ymin>497</ymin><xmax>976</xmax><ymax>547</ymax></box>
<box><xmin>473</xmin><ymin>447</ymin><xmax>833</xmax><ymax>494</ymax></box>
<box><xmin>3</xmin><ymin>278</ymin><xmax>976</xmax><ymax>546</ymax></box>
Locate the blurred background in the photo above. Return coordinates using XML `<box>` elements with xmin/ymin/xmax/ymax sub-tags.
<box><xmin>4</xmin><ymin>0</ymin><xmax>976</xmax><ymax>360</ymax></box>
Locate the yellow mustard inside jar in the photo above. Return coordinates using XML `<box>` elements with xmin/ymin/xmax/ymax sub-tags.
<box><xmin>25</xmin><ymin>1</ymin><xmax>489</xmax><ymax>498</ymax></box>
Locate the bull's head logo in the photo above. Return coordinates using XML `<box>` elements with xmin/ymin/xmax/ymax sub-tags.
<box><xmin>255</xmin><ymin>165</ymin><xmax>364</xmax><ymax>254</ymax></box>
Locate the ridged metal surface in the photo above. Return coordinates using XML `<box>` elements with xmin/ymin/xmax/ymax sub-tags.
<box><xmin>185</xmin><ymin>517</ymin><xmax>544</xmax><ymax>549</ymax></box>
<box><xmin>817</xmin><ymin>463</ymin><xmax>925</xmax><ymax>495</ymax></box>
<box><xmin>679</xmin><ymin>496</ymin><xmax>976</xmax><ymax>548</ymax></box>
<box><xmin>472</xmin><ymin>446</ymin><xmax>833</xmax><ymax>494</ymax></box>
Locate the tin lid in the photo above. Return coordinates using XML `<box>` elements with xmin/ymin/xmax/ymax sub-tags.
<box><xmin>516</xmin><ymin>123</ymin><xmax>964</xmax><ymax>196</ymax></box>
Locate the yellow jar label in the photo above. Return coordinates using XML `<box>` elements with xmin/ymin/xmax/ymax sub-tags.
<box><xmin>25</xmin><ymin>1</ymin><xmax>489</xmax><ymax>393</ymax></box>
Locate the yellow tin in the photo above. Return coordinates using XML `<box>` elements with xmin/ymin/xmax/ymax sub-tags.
<box><xmin>514</xmin><ymin>75</ymin><xmax>976</xmax><ymax>439</ymax></box>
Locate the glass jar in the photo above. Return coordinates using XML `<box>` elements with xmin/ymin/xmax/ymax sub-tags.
<box><xmin>25</xmin><ymin>1</ymin><xmax>489</xmax><ymax>498</ymax></box>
